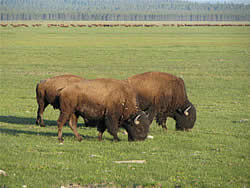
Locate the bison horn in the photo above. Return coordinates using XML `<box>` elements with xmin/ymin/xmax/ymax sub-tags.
<box><xmin>134</xmin><ymin>114</ymin><xmax>141</xmax><ymax>125</ymax></box>
<box><xmin>184</xmin><ymin>106</ymin><xmax>192</xmax><ymax>116</ymax></box>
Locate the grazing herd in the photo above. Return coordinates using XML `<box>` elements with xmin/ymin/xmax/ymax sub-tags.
<box><xmin>36</xmin><ymin>72</ymin><xmax>196</xmax><ymax>143</ymax></box>
<box><xmin>1</xmin><ymin>23</ymin><xmax>250</xmax><ymax>28</ymax></box>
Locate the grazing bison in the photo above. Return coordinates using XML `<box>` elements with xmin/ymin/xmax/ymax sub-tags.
<box><xmin>56</xmin><ymin>78</ymin><xmax>155</xmax><ymax>143</ymax></box>
<box><xmin>36</xmin><ymin>75</ymin><xmax>84</xmax><ymax>127</ymax></box>
<box><xmin>126</xmin><ymin>71</ymin><xmax>196</xmax><ymax>131</ymax></box>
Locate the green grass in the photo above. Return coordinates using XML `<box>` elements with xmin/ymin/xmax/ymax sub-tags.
<box><xmin>0</xmin><ymin>23</ymin><xmax>249</xmax><ymax>187</ymax></box>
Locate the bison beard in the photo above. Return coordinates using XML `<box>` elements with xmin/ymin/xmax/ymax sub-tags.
<box><xmin>56</xmin><ymin>79</ymin><xmax>155</xmax><ymax>143</ymax></box>
<box><xmin>125</xmin><ymin>112</ymin><xmax>152</xmax><ymax>141</ymax></box>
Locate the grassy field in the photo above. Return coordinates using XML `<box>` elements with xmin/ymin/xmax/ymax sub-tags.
<box><xmin>0</xmin><ymin>23</ymin><xmax>249</xmax><ymax>187</ymax></box>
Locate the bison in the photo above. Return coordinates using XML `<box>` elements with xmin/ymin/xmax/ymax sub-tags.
<box><xmin>36</xmin><ymin>75</ymin><xmax>85</xmax><ymax>127</ymax></box>
<box><xmin>126</xmin><ymin>71</ymin><xmax>196</xmax><ymax>131</ymax></box>
<box><xmin>56</xmin><ymin>78</ymin><xmax>155</xmax><ymax>143</ymax></box>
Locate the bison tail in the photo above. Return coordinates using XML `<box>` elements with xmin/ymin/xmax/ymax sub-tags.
<box><xmin>36</xmin><ymin>82</ymin><xmax>43</xmax><ymax>102</ymax></box>
<box><xmin>36</xmin><ymin>80</ymin><xmax>46</xmax><ymax>100</ymax></box>
<box><xmin>54</xmin><ymin>87</ymin><xmax>64</xmax><ymax>109</ymax></box>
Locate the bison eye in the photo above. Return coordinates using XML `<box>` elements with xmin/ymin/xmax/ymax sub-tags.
<box><xmin>177</xmin><ymin>109</ymin><xmax>182</xmax><ymax>114</ymax></box>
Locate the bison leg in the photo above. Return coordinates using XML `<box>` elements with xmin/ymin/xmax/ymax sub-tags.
<box><xmin>161</xmin><ymin>117</ymin><xmax>168</xmax><ymax>131</ymax></box>
<box><xmin>57</xmin><ymin>112</ymin><xmax>70</xmax><ymax>143</ymax></box>
<box><xmin>97</xmin><ymin>122</ymin><xmax>106</xmax><ymax>141</ymax></box>
<box><xmin>36</xmin><ymin>101</ymin><xmax>48</xmax><ymax>127</ymax></box>
<box><xmin>98</xmin><ymin>132</ymin><xmax>103</xmax><ymax>141</ymax></box>
<box><xmin>68</xmin><ymin>114</ymin><xmax>83</xmax><ymax>142</ymax></box>
<box><xmin>156</xmin><ymin>114</ymin><xmax>168</xmax><ymax>131</ymax></box>
<box><xmin>105</xmin><ymin>115</ymin><xmax>120</xmax><ymax>141</ymax></box>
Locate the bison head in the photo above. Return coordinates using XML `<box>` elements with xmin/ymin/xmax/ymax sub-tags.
<box><xmin>125</xmin><ymin>106</ymin><xmax>155</xmax><ymax>141</ymax></box>
<box><xmin>174</xmin><ymin>100</ymin><xmax>196</xmax><ymax>131</ymax></box>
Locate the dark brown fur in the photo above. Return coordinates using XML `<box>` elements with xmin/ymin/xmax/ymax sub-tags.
<box><xmin>36</xmin><ymin>75</ymin><xmax>84</xmax><ymax>127</ymax></box>
<box><xmin>57</xmin><ymin>78</ymin><xmax>155</xmax><ymax>142</ymax></box>
<box><xmin>126</xmin><ymin>71</ymin><xmax>196</xmax><ymax>131</ymax></box>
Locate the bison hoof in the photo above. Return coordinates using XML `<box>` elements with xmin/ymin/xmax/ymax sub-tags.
<box><xmin>163</xmin><ymin>127</ymin><xmax>168</xmax><ymax>131</ymax></box>
<box><xmin>58</xmin><ymin>137</ymin><xmax>64</xmax><ymax>143</ymax></box>
<box><xmin>113</xmin><ymin>138</ymin><xmax>121</xmax><ymax>142</ymax></box>
<box><xmin>77</xmin><ymin>136</ymin><xmax>83</xmax><ymax>142</ymax></box>
<box><xmin>40</xmin><ymin>124</ymin><xmax>45</xmax><ymax>127</ymax></box>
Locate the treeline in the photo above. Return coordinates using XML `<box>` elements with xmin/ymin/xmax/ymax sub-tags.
<box><xmin>1</xmin><ymin>0</ymin><xmax>250</xmax><ymax>21</ymax></box>
<box><xmin>2</xmin><ymin>23</ymin><xmax>250</xmax><ymax>28</ymax></box>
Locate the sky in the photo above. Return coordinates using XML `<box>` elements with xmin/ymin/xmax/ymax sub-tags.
<box><xmin>185</xmin><ymin>0</ymin><xmax>250</xmax><ymax>4</ymax></box>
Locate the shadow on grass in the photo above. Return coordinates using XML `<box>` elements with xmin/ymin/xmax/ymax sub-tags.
<box><xmin>0</xmin><ymin>116</ymin><xmax>110</xmax><ymax>141</ymax></box>
<box><xmin>0</xmin><ymin>127</ymin><xmax>100</xmax><ymax>141</ymax></box>
<box><xmin>0</xmin><ymin>127</ymin><xmax>115</xmax><ymax>142</ymax></box>
<box><xmin>0</xmin><ymin>116</ymin><xmax>122</xmax><ymax>142</ymax></box>
<box><xmin>0</xmin><ymin>115</ymin><xmax>86</xmax><ymax>127</ymax></box>
<box><xmin>0</xmin><ymin>127</ymin><xmax>58</xmax><ymax>137</ymax></box>
<box><xmin>0</xmin><ymin>115</ymin><xmax>56</xmax><ymax>126</ymax></box>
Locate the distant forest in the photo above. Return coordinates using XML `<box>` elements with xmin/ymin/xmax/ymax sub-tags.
<box><xmin>1</xmin><ymin>0</ymin><xmax>250</xmax><ymax>21</ymax></box>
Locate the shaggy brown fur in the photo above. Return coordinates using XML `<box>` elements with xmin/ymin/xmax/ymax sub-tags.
<box><xmin>57</xmin><ymin>78</ymin><xmax>155</xmax><ymax>143</ymax></box>
<box><xmin>126</xmin><ymin>71</ymin><xmax>196</xmax><ymax>131</ymax></box>
<box><xmin>36</xmin><ymin>74</ymin><xmax>84</xmax><ymax>127</ymax></box>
